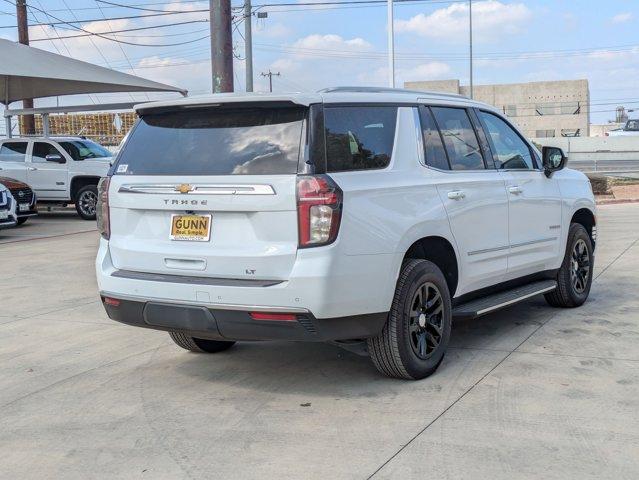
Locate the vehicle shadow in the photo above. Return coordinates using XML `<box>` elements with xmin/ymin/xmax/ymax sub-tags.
<box><xmin>171</xmin><ymin>297</ymin><xmax>558</xmax><ymax>395</ymax></box>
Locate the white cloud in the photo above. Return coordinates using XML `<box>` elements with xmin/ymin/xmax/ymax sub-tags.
<box><xmin>259</xmin><ymin>34</ymin><xmax>376</xmax><ymax>92</ymax></box>
<box><xmin>155</xmin><ymin>1</ymin><xmax>208</xmax><ymax>23</ymax></box>
<box><xmin>291</xmin><ymin>34</ymin><xmax>372</xmax><ymax>53</ymax></box>
<box><xmin>367</xmin><ymin>61</ymin><xmax>452</xmax><ymax>85</ymax></box>
<box><xmin>611</xmin><ymin>12</ymin><xmax>633</xmax><ymax>24</ymax></box>
<box><xmin>254</xmin><ymin>22</ymin><xmax>292</xmax><ymax>39</ymax></box>
<box><xmin>395</xmin><ymin>0</ymin><xmax>532</xmax><ymax>43</ymax></box>
<box><xmin>588</xmin><ymin>46</ymin><xmax>639</xmax><ymax>62</ymax></box>
<box><xmin>399</xmin><ymin>61</ymin><xmax>452</xmax><ymax>82</ymax></box>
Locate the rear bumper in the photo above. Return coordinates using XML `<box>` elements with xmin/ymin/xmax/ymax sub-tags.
<box><xmin>100</xmin><ymin>294</ymin><xmax>387</xmax><ymax>342</ymax></box>
<box><xmin>96</xmin><ymin>237</ymin><xmax>397</xmax><ymax>319</ymax></box>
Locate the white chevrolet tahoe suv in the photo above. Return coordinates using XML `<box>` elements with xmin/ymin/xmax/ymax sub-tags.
<box><xmin>0</xmin><ymin>136</ymin><xmax>112</xmax><ymax>219</ymax></box>
<box><xmin>96</xmin><ymin>87</ymin><xmax>596</xmax><ymax>380</ymax></box>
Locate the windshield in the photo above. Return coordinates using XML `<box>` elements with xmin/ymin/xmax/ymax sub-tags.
<box><xmin>59</xmin><ymin>140</ymin><xmax>112</xmax><ymax>160</ymax></box>
<box><xmin>113</xmin><ymin>106</ymin><xmax>306</xmax><ymax>176</ymax></box>
<box><xmin>626</xmin><ymin>120</ymin><xmax>639</xmax><ymax>131</ymax></box>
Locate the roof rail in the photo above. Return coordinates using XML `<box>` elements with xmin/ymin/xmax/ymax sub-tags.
<box><xmin>318</xmin><ymin>86</ymin><xmax>465</xmax><ymax>99</ymax></box>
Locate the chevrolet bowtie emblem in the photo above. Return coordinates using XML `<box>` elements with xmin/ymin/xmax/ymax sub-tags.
<box><xmin>175</xmin><ymin>184</ymin><xmax>193</xmax><ymax>194</ymax></box>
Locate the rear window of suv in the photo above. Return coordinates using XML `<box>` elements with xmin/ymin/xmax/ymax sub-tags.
<box><xmin>114</xmin><ymin>107</ymin><xmax>306</xmax><ymax>175</ymax></box>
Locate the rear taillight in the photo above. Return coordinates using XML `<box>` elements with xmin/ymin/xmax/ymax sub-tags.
<box><xmin>97</xmin><ymin>177</ymin><xmax>110</xmax><ymax>240</ymax></box>
<box><xmin>296</xmin><ymin>175</ymin><xmax>342</xmax><ymax>248</ymax></box>
<box><xmin>250</xmin><ymin>312</ymin><xmax>297</xmax><ymax>322</ymax></box>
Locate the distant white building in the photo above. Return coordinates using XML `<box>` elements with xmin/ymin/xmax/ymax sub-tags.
<box><xmin>405</xmin><ymin>79</ymin><xmax>590</xmax><ymax>139</ymax></box>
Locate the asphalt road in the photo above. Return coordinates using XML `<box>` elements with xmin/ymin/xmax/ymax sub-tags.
<box><xmin>1</xmin><ymin>204</ymin><xmax>638</xmax><ymax>479</ymax></box>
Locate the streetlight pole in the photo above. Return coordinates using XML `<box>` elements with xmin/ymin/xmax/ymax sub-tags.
<box><xmin>469</xmin><ymin>0</ymin><xmax>473</xmax><ymax>99</ymax></box>
<box><xmin>244</xmin><ymin>0</ymin><xmax>253</xmax><ymax>92</ymax></box>
<box><xmin>387</xmin><ymin>0</ymin><xmax>395</xmax><ymax>87</ymax></box>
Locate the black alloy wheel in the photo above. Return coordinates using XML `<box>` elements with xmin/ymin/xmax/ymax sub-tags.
<box><xmin>408</xmin><ymin>282</ymin><xmax>444</xmax><ymax>360</ymax></box>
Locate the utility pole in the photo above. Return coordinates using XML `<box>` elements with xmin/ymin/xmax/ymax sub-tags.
<box><xmin>210</xmin><ymin>0</ymin><xmax>234</xmax><ymax>93</ymax></box>
<box><xmin>261</xmin><ymin>70</ymin><xmax>279</xmax><ymax>93</ymax></box>
<box><xmin>387</xmin><ymin>0</ymin><xmax>395</xmax><ymax>87</ymax></box>
<box><xmin>244</xmin><ymin>0</ymin><xmax>253</xmax><ymax>92</ymax></box>
<box><xmin>468</xmin><ymin>0</ymin><xmax>473</xmax><ymax>99</ymax></box>
<box><xmin>15</xmin><ymin>0</ymin><xmax>35</xmax><ymax>134</ymax></box>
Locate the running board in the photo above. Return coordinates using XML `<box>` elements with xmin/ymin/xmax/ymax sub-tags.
<box><xmin>453</xmin><ymin>280</ymin><xmax>557</xmax><ymax>320</ymax></box>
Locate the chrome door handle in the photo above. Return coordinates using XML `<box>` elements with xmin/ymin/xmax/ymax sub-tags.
<box><xmin>508</xmin><ymin>186</ymin><xmax>523</xmax><ymax>195</ymax></box>
<box><xmin>28</xmin><ymin>167</ymin><xmax>38</xmax><ymax>171</ymax></box>
<box><xmin>447</xmin><ymin>190</ymin><xmax>465</xmax><ymax>200</ymax></box>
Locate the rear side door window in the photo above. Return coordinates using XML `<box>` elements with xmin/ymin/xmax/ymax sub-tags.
<box><xmin>418</xmin><ymin>106</ymin><xmax>449</xmax><ymax>170</ymax></box>
<box><xmin>478</xmin><ymin>111</ymin><xmax>536</xmax><ymax>170</ymax></box>
<box><xmin>0</xmin><ymin>142</ymin><xmax>28</xmax><ymax>162</ymax></box>
<box><xmin>324</xmin><ymin>106</ymin><xmax>397</xmax><ymax>172</ymax></box>
<box><xmin>430</xmin><ymin>107</ymin><xmax>485</xmax><ymax>170</ymax></box>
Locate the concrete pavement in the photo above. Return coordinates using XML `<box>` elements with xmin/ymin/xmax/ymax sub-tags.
<box><xmin>0</xmin><ymin>204</ymin><xmax>638</xmax><ymax>479</ymax></box>
<box><xmin>0</xmin><ymin>210</ymin><xmax>95</xmax><ymax>245</ymax></box>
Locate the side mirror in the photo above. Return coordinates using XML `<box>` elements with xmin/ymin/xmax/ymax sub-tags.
<box><xmin>542</xmin><ymin>146</ymin><xmax>566</xmax><ymax>178</ymax></box>
<box><xmin>45</xmin><ymin>153</ymin><xmax>65</xmax><ymax>164</ymax></box>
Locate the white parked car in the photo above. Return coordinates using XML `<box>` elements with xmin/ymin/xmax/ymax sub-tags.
<box><xmin>0</xmin><ymin>136</ymin><xmax>112</xmax><ymax>219</ymax></box>
<box><xmin>96</xmin><ymin>87</ymin><xmax>597</xmax><ymax>379</ymax></box>
<box><xmin>607</xmin><ymin>119</ymin><xmax>639</xmax><ymax>136</ymax></box>
<box><xmin>0</xmin><ymin>183</ymin><xmax>18</xmax><ymax>229</ymax></box>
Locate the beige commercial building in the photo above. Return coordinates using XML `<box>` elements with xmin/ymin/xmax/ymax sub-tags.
<box><xmin>405</xmin><ymin>79</ymin><xmax>590</xmax><ymax>138</ymax></box>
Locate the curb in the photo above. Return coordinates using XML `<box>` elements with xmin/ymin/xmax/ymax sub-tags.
<box><xmin>596</xmin><ymin>198</ymin><xmax>639</xmax><ymax>205</ymax></box>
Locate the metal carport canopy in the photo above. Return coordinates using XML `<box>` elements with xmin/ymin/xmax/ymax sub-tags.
<box><xmin>0</xmin><ymin>38</ymin><xmax>186</xmax><ymax>104</ymax></box>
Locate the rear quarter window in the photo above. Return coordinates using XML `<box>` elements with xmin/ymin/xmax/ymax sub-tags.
<box><xmin>114</xmin><ymin>107</ymin><xmax>306</xmax><ymax>176</ymax></box>
<box><xmin>324</xmin><ymin>106</ymin><xmax>397</xmax><ymax>172</ymax></box>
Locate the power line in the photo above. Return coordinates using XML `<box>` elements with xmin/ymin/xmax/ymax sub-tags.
<box><xmin>4</xmin><ymin>0</ymin><xmax>212</xmax><ymax>47</ymax></box>
<box><xmin>0</xmin><ymin>6</ymin><xmax>198</xmax><ymax>28</ymax></box>
<box><xmin>0</xmin><ymin>0</ymin><xmax>464</xmax><ymax>28</ymax></box>
<box><xmin>93</xmin><ymin>0</ymin><xmax>150</xmax><ymax>101</ymax></box>
<box><xmin>29</xmin><ymin>19</ymin><xmax>209</xmax><ymax>42</ymax></box>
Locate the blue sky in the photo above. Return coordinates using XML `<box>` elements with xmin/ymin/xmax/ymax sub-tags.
<box><xmin>1</xmin><ymin>0</ymin><xmax>638</xmax><ymax>122</ymax></box>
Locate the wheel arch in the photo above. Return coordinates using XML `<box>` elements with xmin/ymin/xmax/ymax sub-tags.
<box><xmin>402</xmin><ymin>236</ymin><xmax>459</xmax><ymax>297</ymax></box>
<box><xmin>571</xmin><ymin>207</ymin><xmax>596</xmax><ymax>247</ymax></box>
<box><xmin>70</xmin><ymin>176</ymin><xmax>101</xmax><ymax>202</ymax></box>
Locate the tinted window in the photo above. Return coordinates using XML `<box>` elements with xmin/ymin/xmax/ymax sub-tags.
<box><xmin>419</xmin><ymin>107</ymin><xmax>449</xmax><ymax>170</ymax></box>
<box><xmin>431</xmin><ymin>107</ymin><xmax>484</xmax><ymax>170</ymax></box>
<box><xmin>32</xmin><ymin>142</ymin><xmax>64</xmax><ymax>163</ymax></box>
<box><xmin>115</xmin><ymin>107</ymin><xmax>305</xmax><ymax>175</ymax></box>
<box><xmin>59</xmin><ymin>140</ymin><xmax>111</xmax><ymax>161</ymax></box>
<box><xmin>324</xmin><ymin>106</ymin><xmax>397</xmax><ymax>172</ymax></box>
<box><xmin>0</xmin><ymin>142</ymin><xmax>28</xmax><ymax>162</ymax></box>
<box><xmin>479</xmin><ymin>111</ymin><xmax>534</xmax><ymax>170</ymax></box>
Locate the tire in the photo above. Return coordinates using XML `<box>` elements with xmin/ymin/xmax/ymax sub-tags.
<box><xmin>367</xmin><ymin>259</ymin><xmax>452</xmax><ymax>380</ymax></box>
<box><xmin>16</xmin><ymin>217</ymin><xmax>28</xmax><ymax>226</ymax></box>
<box><xmin>545</xmin><ymin>223</ymin><xmax>594</xmax><ymax>308</ymax></box>
<box><xmin>169</xmin><ymin>332</ymin><xmax>235</xmax><ymax>353</ymax></box>
<box><xmin>75</xmin><ymin>185</ymin><xmax>98</xmax><ymax>220</ymax></box>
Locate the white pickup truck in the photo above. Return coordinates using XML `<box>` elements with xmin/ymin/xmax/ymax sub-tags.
<box><xmin>0</xmin><ymin>136</ymin><xmax>112</xmax><ymax>219</ymax></box>
<box><xmin>607</xmin><ymin>119</ymin><xmax>639</xmax><ymax>137</ymax></box>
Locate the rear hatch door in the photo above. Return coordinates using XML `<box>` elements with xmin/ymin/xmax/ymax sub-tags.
<box><xmin>108</xmin><ymin>104</ymin><xmax>307</xmax><ymax>281</ymax></box>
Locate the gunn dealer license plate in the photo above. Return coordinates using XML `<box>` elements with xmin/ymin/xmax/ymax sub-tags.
<box><xmin>170</xmin><ymin>214</ymin><xmax>212</xmax><ymax>242</ymax></box>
